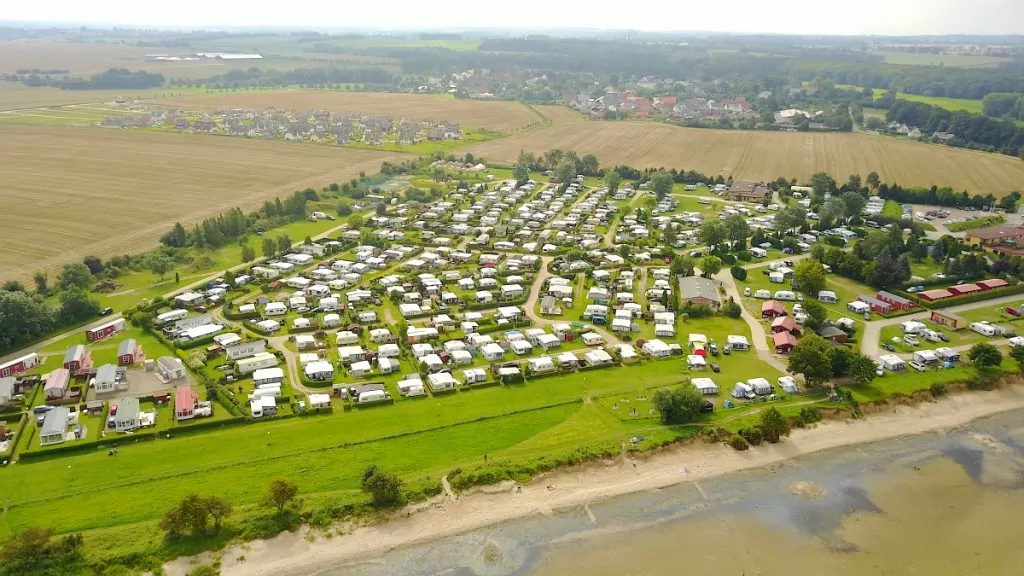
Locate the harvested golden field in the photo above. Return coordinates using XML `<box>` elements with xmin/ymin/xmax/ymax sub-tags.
<box><xmin>155</xmin><ymin>91</ymin><xmax>541</xmax><ymax>131</ymax></box>
<box><xmin>0</xmin><ymin>126</ymin><xmax>405</xmax><ymax>282</ymax></box>
<box><xmin>0</xmin><ymin>84</ymin><xmax>167</xmax><ymax>111</ymax></box>
<box><xmin>467</xmin><ymin>117</ymin><xmax>1024</xmax><ymax>195</ymax></box>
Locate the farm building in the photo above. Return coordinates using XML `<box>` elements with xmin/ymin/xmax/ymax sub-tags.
<box><xmin>761</xmin><ymin>300</ymin><xmax>787</xmax><ymax>319</ymax></box>
<box><xmin>875</xmin><ymin>291</ymin><xmax>915</xmax><ymax>311</ymax></box>
<box><xmin>917</xmin><ymin>289</ymin><xmax>953</xmax><ymax>303</ymax></box>
<box><xmin>63</xmin><ymin>345</ymin><xmax>92</xmax><ymax>372</ymax></box>
<box><xmin>727</xmin><ymin>181</ymin><xmax>770</xmax><ymax>202</ymax></box>
<box><xmin>929</xmin><ymin>310</ymin><xmax>967</xmax><ymax>330</ymax></box>
<box><xmin>965</xmin><ymin>226</ymin><xmax>1024</xmax><ymax>248</ymax></box>
<box><xmin>1</xmin><ymin>353</ymin><xmax>39</xmax><ymax>378</ymax></box>
<box><xmin>157</xmin><ymin>357</ymin><xmax>186</xmax><ymax>381</ymax></box>
<box><xmin>175</xmin><ymin>386</ymin><xmax>200</xmax><ymax>421</ymax></box>
<box><xmin>39</xmin><ymin>407</ymin><xmax>70</xmax><ymax>446</ymax></box>
<box><xmin>44</xmin><ymin>368</ymin><xmax>70</xmax><ymax>400</ymax></box>
<box><xmin>772</xmin><ymin>331</ymin><xmax>797</xmax><ymax>354</ymax></box>
<box><xmin>86</xmin><ymin>318</ymin><xmax>126</xmax><ymax>341</ymax></box>
<box><xmin>117</xmin><ymin>339</ymin><xmax>143</xmax><ymax>366</ymax></box>
<box><xmin>678</xmin><ymin>276</ymin><xmax>721</xmax><ymax>307</ymax></box>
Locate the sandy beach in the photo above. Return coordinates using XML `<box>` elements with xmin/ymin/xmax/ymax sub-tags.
<box><xmin>165</xmin><ymin>385</ymin><xmax>1024</xmax><ymax>576</ymax></box>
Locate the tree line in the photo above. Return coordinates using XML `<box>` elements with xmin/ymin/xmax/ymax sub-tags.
<box><xmin>160</xmin><ymin>190</ymin><xmax>315</xmax><ymax>250</ymax></box>
<box><xmin>885</xmin><ymin>99</ymin><xmax>1024</xmax><ymax>157</ymax></box>
<box><xmin>0</xmin><ymin>263</ymin><xmax>100</xmax><ymax>355</ymax></box>
<box><xmin>18</xmin><ymin>68</ymin><xmax>165</xmax><ymax>90</ymax></box>
<box><xmin>982</xmin><ymin>93</ymin><xmax>1024</xmax><ymax>122</ymax></box>
<box><xmin>166</xmin><ymin>66</ymin><xmax>397</xmax><ymax>89</ymax></box>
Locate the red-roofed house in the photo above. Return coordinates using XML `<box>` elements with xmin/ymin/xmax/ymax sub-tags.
<box><xmin>876</xmin><ymin>291</ymin><xmax>915</xmax><ymax>311</ymax></box>
<box><xmin>917</xmin><ymin>289</ymin><xmax>953</xmax><ymax>302</ymax></box>
<box><xmin>977</xmin><ymin>279</ymin><xmax>1009</xmax><ymax>291</ymax></box>
<box><xmin>948</xmin><ymin>283</ymin><xmax>982</xmax><ymax>296</ymax></box>
<box><xmin>761</xmin><ymin>300</ymin><xmax>787</xmax><ymax>319</ymax></box>
<box><xmin>772</xmin><ymin>331</ymin><xmax>797</xmax><ymax>354</ymax></box>
<box><xmin>175</xmin><ymin>386</ymin><xmax>199</xmax><ymax>421</ymax></box>
<box><xmin>771</xmin><ymin>316</ymin><xmax>800</xmax><ymax>334</ymax></box>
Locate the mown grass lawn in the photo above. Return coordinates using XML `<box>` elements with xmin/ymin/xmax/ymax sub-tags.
<box><xmin>882</xmin><ymin>200</ymin><xmax>904</xmax><ymax>219</ymax></box>
<box><xmin>848</xmin><ymin>358</ymin><xmax>1016</xmax><ymax>403</ymax></box>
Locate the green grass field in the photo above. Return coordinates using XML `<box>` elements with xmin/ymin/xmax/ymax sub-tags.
<box><xmin>882</xmin><ymin>200</ymin><xmax>904</xmax><ymax>219</ymax></box>
<box><xmin>836</xmin><ymin>83</ymin><xmax>985</xmax><ymax>114</ymax></box>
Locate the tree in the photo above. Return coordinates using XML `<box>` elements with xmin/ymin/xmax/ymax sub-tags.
<box><xmin>810</xmin><ymin>172</ymin><xmax>835</xmax><ymax>199</ymax></box>
<box><xmin>650</xmin><ymin>172</ymin><xmax>674</xmax><ymax>201</ymax></box>
<box><xmin>375</xmin><ymin>203</ymin><xmax>387</xmax><ymax>216</ymax></box>
<box><xmin>276</xmin><ymin>235</ymin><xmax>292</xmax><ymax>254</ymax></box>
<box><xmin>348</xmin><ymin>214</ymin><xmax>364</xmax><ymax>229</ymax></box>
<box><xmin>262</xmin><ymin>237</ymin><xmax>277</xmax><ymax>259</ymax></box>
<box><xmin>847</xmin><ymin>354</ymin><xmax>878</xmax><ymax>386</ymax></box>
<box><xmin>1</xmin><ymin>280</ymin><xmax>25</xmax><ymax>293</ymax></box>
<box><xmin>57</xmin><ymin>263</ymin><xmax>92</xmax><ymax>291</ymax></box>
<box><xmin>58</xmin><ymin>289</ymin><xmax>99</xmax><ymax>325</ymax></box>
<box><xmin>787</xmin><ymin>334</ymin><xmax>834</xmax><ymax>388</ymax></box>
<box><xmin>698</xmin><ymin>219</ymin><xmax>727</xmax><ymax>248</ymax></box>
<box><xmin>968</xmin><ymin>342</ymin><xmax>1003</xmax><ymax>368</ymax></box>
<box><xmin>512</xmin><ymin>161</ymin><xmax>529</xmax><ymax>184</ymax></box>
<box><xmin>793</xmin><ymin>260</ymin><xmax>826</xmax><ymax>297</ymax></box>
<box><xmin>759</xmin><ymin>407</ymin><xmax>790</xmax><ymax>443</ymax></box>
<box><xmin>0</xmin><ymin>527</ymin><xmax>86</xmax><ymax>576</ymax></box>
<box><xmin>722</xmin><ymin>213</ymin><xmax>750</xmax><ymax>245</ymax></box>
<box><xmin>800</xmin><ymin>300</ymin><xmax>827</xmax><ymax>330</ymax></box>
<box><xmin>670</xmin><ymin>254</ymin><xmax>695</xmax><ymax>277</ymax></box>
<box><xmin>262</xmin><ymin>479</ymin><xmax>299</xmax><ymax>514</ymax></box>
<box><xmin>605</xmin><ymin>170</ymin><xmax>622</xmax><ymax>193</ymax></box>
<box><xmin>722</xmin><ymin>297</ymin><xmax>742</xmax><ymax>318</ymax></box>
<box><xmin>580</xmin><ymin>154</ymin><xmax>599</xmax><ymax>176</ymax></box>
<box><xmin>700</xmin><ymin>255</ymin><xmax>723</xmax><ymax>277</ymax></box>
<box><xmin>556</xmin><ymin>159</ymin><xmax>576</xmax><ymax>183</ymax></box>
<box><xmin>82</xmin><ymin>255</ymin><xmax>104</xmax><ymax>275</ymax></box>
<box><xmin>338</xmin><ymin>203</ymin><xmax>353</xmax><ymax>216</ymax></box>
<box><xmin>774</xmin><ymin>205</ymin><xmax>807</xmax><ymax>232</ymax></box>
<box><xmin>32</xmin><ymin>272</ymin><xmax>48</xmax><ymax>294</ymax></box>
<box><xmin>652</xmin><ymin>384</ymin><xmax>704</xmax><ymax>425</ymax></box>
<box><xmin>866</xmin><ymin>172</ymin><xmax>881</xmax><ymax>190</ymax></box>
<box><xmin>147</xmin><ymin>253</ymin><xmax>173</xmax><ymax>280</ymax></box>
<box><xmin>1010</xmin><ymin>345</ymin><xmax>1024</xmax><ymax>369</ymax></box>
<box><xmin>841</xmin><ymin>191</ymin><xmax>867</xmax><ymax>222</ymax></box>
<box><xmin>240</xmin><ymin>244</ymin><xmax>255</xmax><ymax>263</ymax></box>
<box><xmin>730</xmin><ymin>265</ymin><xmax>747</xmax><ymax>281</ymax></box>
<box><xmin>205</xmin><ymin>496</ymin><xmax>232</xmax><ymax>530</ymax></box>
<box><xmin>362</xmin><ymin>465</ymin><xmax>404</xmax><ymax>507</ymax></box>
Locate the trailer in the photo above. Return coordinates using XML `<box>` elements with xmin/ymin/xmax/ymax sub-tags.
<box><xmin>86</xmin><ymin>318</ymin><xmax>126</xmax><ymax>342</ymax></box>
<box><xmin>0</xmin><ymin>353</ymin><xmax>39</xmax><ymax>378</ymax></box>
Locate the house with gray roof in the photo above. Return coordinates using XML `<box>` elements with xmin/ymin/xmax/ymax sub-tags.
<box><xmin>113</xmin><ymin>398</ymin><xmax>141</xmax><ymax>432</ymax></box>
<box><xmin>678</xmin><ymin>276</ymin><xmax>722</xmax><ymax>307</ymax></box>
<box><xmin>40</xmin><ymin>407</ymin><xmax>70</xmax><ymax>446</ymax></box>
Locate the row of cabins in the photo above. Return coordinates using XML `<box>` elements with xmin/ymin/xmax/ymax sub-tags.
<box><xmin>916</xmin><ymin>279</ymin><xmax>1010</xmax><ymax>303</ymax></box>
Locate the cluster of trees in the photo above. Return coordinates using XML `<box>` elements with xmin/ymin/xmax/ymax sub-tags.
<box><xmin>876</xmin><ymin>182</ymin><xmax>1010</xmax><ymax>211</ymax></box>
<box><xmin>513</xmin><ymin>149</ymin><xmax>601</xmax><ymax>183</ymax></box>
<box><xmin>885</xmin><ymin>100</ymin><xmax>1024</xmax><ymax>158</ymax></box>
<box><xmin>161</xmin><ymin>190</ymin><xmax>316</xmax><ymax>251</ymax></box>
<box><xmin>788</xmin><ymin>334</ymin><xmax>878</xmax><ymax>388</ymax></box>
<box><xmin>21</xmin><ymin>68</ymin><xmax>165</xmax><ymax>90</ymax></box>
<box><xmin>982</xmin><ymin>93</ymin><xmax>1024</xmax><ymax>122</ymax></box>
<box><xmin>0</xmin><ymin>263</ymin><xmax>101</xmax><ymax>354</ymax></box>
<box><xmin>652</xmin><ymin>384</ymin><xmax>705</xmax><ymax>425</ymax></box>
<box><xmin>166</xmin><ymin>66</ymin><xmax>397</xmax><ymax>90</ymax></box>
<box><xmin>791</xmin><ymin>59</ymin><xmax>1024</xmax><ymax>100</ymax></box>
<box><xmin>0</xmin><ymin>527</ymin><xmax>86</xmax><ymax>576</ymax></box>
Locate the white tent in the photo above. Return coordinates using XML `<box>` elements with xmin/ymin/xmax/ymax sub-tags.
<box><xmin>778</xmin><ymin>376</ymin><xmax>799</xmax><ymax>394</ymax></box>
<box><xmin>748</xmin><ymin>378</ymin><xmax>772</xmax><ymax>395</ymax></box>
<box><xmin>692</xmin><ymin>377</ymin><xmax>719</xmax><ymax>395</ymax></box>
<box><xmin>732</xmin><ymin>382</ymin><xmax>754</xmax><ymax>399</ymax></box>
<box><xmin>880</xmin><ymin>354</ymin><xmax>906</xmax><ymax>371</ymax></box>
<box><xmin>686</xmin><ymin>354</ymin><xmax>706</xmax><ymax>369</ymax></box>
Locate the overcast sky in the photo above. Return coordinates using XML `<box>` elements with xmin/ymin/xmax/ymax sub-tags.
<box><xmin>4</xmin><ymin>0</ymin><xmax>1024</xmax><ymax>35</ymax></box>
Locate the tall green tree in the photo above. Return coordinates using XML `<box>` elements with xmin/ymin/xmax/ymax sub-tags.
<box><xmin>652</xmin><ymin>384</ymin><xmax>705</xmax><ymax>424</ymax></box>
<box><xmin>147</xmin><ymin>253</ymin><xmax>173</xmax><ymax>280</ymax></box>
<box><xmin>32</xmin><ymin>272</ymin><xmax>48</xmax><ymax>295</ymax></box>
<box><xmin>968</xmin><ymin>343</ymin><xmax>1003</xmax><ymax>368</ymax></box>
<box><xmin>670</xmin><ymin>254</ymin><xmax>695</xmax><ymax>277</ymax></box>
<box><xmin>723</xmin><ymin>213</ymin><xmax>750</xmax><ymax>245</ymax></box>
<box><xmin>759</xmin><ymin>407</ymin><xmax>790</xmax><ymax>443</ymax></box>
<box><xmin>262</xmin><ymin>479</ymin><xmax>299</xmax><ymax>514</ymax></box>
<box><xmin>793</xmin><ymin>260</ymin><xmax>826</xmax><ymax>297</ymax></box>
<box><xmin>56</xmin><ymin>263</ymin><xmax>92</xmax><ymax>291</ymax></box>
<box><xmin>276</xmin><ymin>235</ymin><xmax>292</xmax><ymax>254</ymax></box>
<box><xmin>787</xmin><ymin>334</ymin><xmax>833</xmax><ymax>388</ymax></box>
<box><xmin>698</xmin><ymin>219</ymin><xmax>727</xmax><ymax>248</ymax></box>
<box><xmin>650</xmin><ymin>172</ymin><xmax>674</xmax><ymax>201</ymax></box>
<box><xmin>362</xmin><ymin>466</ymin><xmax>404</xmax><ymax>507</ymax></box>
<box><xmin>700</xmin><ymin>255</ymin><xmax>723</xmax><ymax>277</ymax></box>
<box><xmin>262</xmin><ymin>237</ymin><xmax>277</xmax><ymax>259</ymax></box>
<box><xmin>605</xmin><ymin>170</ymin><xmax>622</xmax><ymax>193</ymax></box>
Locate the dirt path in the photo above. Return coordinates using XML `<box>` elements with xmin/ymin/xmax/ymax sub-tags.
<box><xmin>523</xmin><ymin>257</ymin><xmax>617</xmax><ymax>343</ymax></box>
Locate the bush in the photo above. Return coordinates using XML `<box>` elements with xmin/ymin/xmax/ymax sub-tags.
<box><xmin>727</xmin><ymin>435</ymin><xmax>750</xmax><ymax>451</ymax></box>
<box><xmin>798</xmin><ymin>406</ymin><xmax>821</xmax><ymax>424</ymax></box>
<box><xmin>721</xmin><ymin>254</ymin><xmax>737</xmax><ymax>265</ymax></box>
<box><xmin>730</xmin><ymin>266</ymin><xmax>747</xmax><ymax>281</ymax></box>
<box><xmin>679</xmin><ymin>303</ymin><xmax>714</xmax><ymax>318</ymax></box>
<box><xmin>929</xmin><ymin>382</ymin><xmax>949</xmax><ymax>397</ymax></box>
<box><xmin>736</xmin><ymin>250</ymin><xmax>752</xmax><ymax>262</ymax></box>
<box><xmin>824</xmin><ymin>236</ymin><xmax>847</xmax><ymax>247</ymax></box>
<box><xmin>739</xmin><ymin>426</ymin><xmax>764</xmax><ymax>446</ymax></box>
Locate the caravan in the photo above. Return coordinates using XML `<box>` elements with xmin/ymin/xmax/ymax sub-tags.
<box><xmin>970</xmin><ymin>321</ymin><xmax>1000</xmax><ymax>337</ymax></box>
<box><xmin>773</xmin><ymin>290</ymin><xmax>796</xmax><ymax>302</ymax></box>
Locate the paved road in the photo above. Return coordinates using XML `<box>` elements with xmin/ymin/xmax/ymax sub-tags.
<box><xmin>712</xmin><ymin>268</ymin><xmax>790</xmax><ymax>373</ymax></box>
<box><xmin>522</xmin><ymin>256</ymin><xmax>618</xmax><ymax>344</ymax></box>
<box><xmin>859</xmin><ymin>292</ymin><xmax>1024</xmax><ymax>357</ymax></box>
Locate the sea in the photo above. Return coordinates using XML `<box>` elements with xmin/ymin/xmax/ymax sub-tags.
<box><xmin>319</xmin><ymin>409</ymin><xmax>1024</xmax><ymax>576</ymax></box>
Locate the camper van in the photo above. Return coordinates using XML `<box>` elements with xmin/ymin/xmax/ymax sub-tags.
<box><xmin>970</xmin><ymin>321</ymin><xmax>1000</xmax><ymax>337</ymax></box>
<box><xmin>773</xmin><ymin>290</ymin><xmax>797</xmax><ymax>302</ymax></box>
<box><xmin>754</xmin><ymin>289</ymin><xmax>772</xmax><ymax>299</ymax></box>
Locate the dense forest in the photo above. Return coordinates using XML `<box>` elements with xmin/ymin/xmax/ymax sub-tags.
<box><xmin>983</xmin><ymin>93</ymin><xmax>1024</xmax><ymax>122</ymax></box>
<box><xmin>20</xmin><ymin>68</ymin><xmax>165</xmax><ymax>90</ymax></box>
<box><xmin>166</xmin><ymin>66</ymin><xmax>397</xmax><ymax>88</ymax></box>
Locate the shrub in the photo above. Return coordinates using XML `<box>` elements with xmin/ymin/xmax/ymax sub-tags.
<box><xmin>739</xmin><ymin>427</ymin><xmax>764</xmax><ymax>446</ymax></box>
<box><xmin>721</xmin><ymin>254</ymin><xmax>737</xmax><ymax>265</ymax></box>
<box><xmin>824</xmin><ymin>236</ymin><xmax>847</xmax><ymax>247</ymax></box>
<box><xmin>929</xmin><ymin>382</ymin><xmax>949</xmax><ymax>397</ymax></box>
<box><xmin>730</xmin><ymin>266</ymin><xmax>747</xmax><ymax>281</ymax></box>
<box><xmin>727</xmin><ymin>435</ymin><xmax>749</xmax><ymax>451</ymax></box>
<box><xmin>736</xmin><ymin>250</ymin><xmax>752</xmax><ymax>262</ymax></box>
<box><xmin>798</xmin><ymin>406</ymin><xmax>821</xmax><ymax>424</ymax></box>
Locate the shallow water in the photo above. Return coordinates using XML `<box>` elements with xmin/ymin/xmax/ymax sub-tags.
<box><xmin>323</xmin><ymin>410</ymin><xmax>1024</xmax><ymax>576</ymax></box>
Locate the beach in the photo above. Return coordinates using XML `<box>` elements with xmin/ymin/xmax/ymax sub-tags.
<box><xmin>165</xmin><ymin>385</ymin><xmax>1024</xmax><ymax>576</ymax></box>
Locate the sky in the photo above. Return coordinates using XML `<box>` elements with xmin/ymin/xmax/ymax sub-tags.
<box><xmin>4</xmin><ymin>0</ymin><xmax>1024</xmax><ymax>36</ymax></box>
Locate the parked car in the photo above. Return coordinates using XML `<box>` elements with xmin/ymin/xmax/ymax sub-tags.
<box><xmin>903</xmin><ymin>334</ymin><xmax>920</xmax><ymax>347</ymax></box>
<box><xmin>909</xmin><ymin>361</ymin><xmax>927</xmax><ymax>372</ymax></box>
<box><xmin>937</xmin><ymin>333</ymin><xmax>950</xmax><ymax>342</ymax></box>
<box><xmin>711</xmin><ymin>363</ymin><xmax>720</xmax><ymax>373</ymax></box>
<box><xmin>709</xmin><ymin>343</ymin><xmax>719</xmax><ymax>356</ymax></box>
<box><xmin>882</xmin><ymin>343</ymin><xmax>896</xmax><ymax>352</ymax></box>
<box><xmin>99</xmin><ymin>307</ymin><xmax>114</xmax><ymax>316</ymax></box>
<box><xmin>744</xmin><ymin>287</ymin><xmax>751</xmax><ymax>297</ymax></box>
<box><xmin>875</xmin><ymin>364</ymin><xmax>885</xmax><ymax>377</ymax></box>
<box><xmin>700</xmin><ymin>400</ymin><xmax>715</xmax><ymax>413</ymax></box>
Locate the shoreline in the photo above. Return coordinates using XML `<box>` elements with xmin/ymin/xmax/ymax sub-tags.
<box><xmin>166</xmin><ymin>385</ymin><xmax>1024</xmax><ymax>576</ymax></box>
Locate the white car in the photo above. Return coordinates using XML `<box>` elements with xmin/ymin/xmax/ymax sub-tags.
<box><xmin>909</xmin><ymin>361</ymin><xmax>927</xmax><ymax>372</ymax></box>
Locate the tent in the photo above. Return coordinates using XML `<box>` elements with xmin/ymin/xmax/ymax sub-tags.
<box><xmin>692</xmin><ymin>377</ymin><xmax>719</xmax><ymax>395</ymax></box>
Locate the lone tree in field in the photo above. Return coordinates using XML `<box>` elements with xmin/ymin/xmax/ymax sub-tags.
<box><xmin>969</xmin><ymin>342</ymin><xmax>1003</xmax><ymax>368</ymax></box>
<box><xmin>652</xmin><ymin>384</ymin><xmax>704</xmax><ymax>425</ymax></box>
<box><xmin>362</xmin><ymin>465</ymin><xmax>404</xmax><ymax>507</ymax></box>
<box><xmin>147</xmin><ymin>253</ymin><xmax>173</xmax><ymax>280</ymax></box>
<box><xmin>262</xmin><ymin>479</ymin><xmax>299</xmax><ymax>515</ymax></box>
<box><xmin>759</xmin><ymin>407</ymin><xmax>790</xmax><ymax>443</ymax></box>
